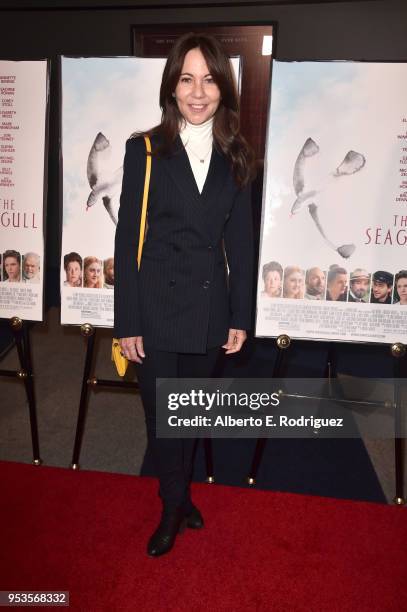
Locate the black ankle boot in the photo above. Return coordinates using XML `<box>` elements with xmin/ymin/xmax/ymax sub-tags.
<box><xmin>185</xmin><ymin>504</ymin><xmax>204</xmax><ymax>529</ymax></box>
<box><xmin>147</xmin><ymin>508</ymin><xmax>187</xmax><ymax>557</ymax></box>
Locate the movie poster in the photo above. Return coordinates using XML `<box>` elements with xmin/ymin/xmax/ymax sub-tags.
<box><xmin>256</xmin><ymin>61</ymin><xmax>407</xmax><ymax>344</ymax></box>
<box><xmin>60</xmin><ymin>56</ymin><xmax>240</xmax><ymax>327</ymax></box>
<box><xmin>60</xmin><ymin>56</ymin><xmax>166</xmax><ymax>326</ymax></box>
<box><xmin>0</xmin><ymin>60</ymin><xmax>48</xmax><ymax>322</ymax></box>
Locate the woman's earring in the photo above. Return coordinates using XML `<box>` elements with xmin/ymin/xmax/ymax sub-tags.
<box><xmin>172</xmin><ymin>92</ymin><xmax>176</xmax><ymax>98</ymax></box>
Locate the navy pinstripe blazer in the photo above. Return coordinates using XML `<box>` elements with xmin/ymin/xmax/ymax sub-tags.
<box><xmin>113</xmin><ymin>134</ymin><xmax>253</xmax><ymax>354</ymax></box>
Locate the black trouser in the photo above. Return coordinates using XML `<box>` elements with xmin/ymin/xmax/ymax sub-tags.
<box><xmin>135</xmin><ymin>346</ymin><xmax>220</xmax><ymax>512</ymax></box>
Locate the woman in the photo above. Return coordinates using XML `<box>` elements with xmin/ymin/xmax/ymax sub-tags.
<box><xmin>83</xmin><ymin>256</ymin><xmax>103</xmax><ymax>289</ymax></box>
<box><xmin>114</xmin><ymin>33</ymin><xmax>255</xmax><ymax>557</ymax></box>
<box><xmin>261</xmin><ymin>261</ymin><xmax>283</xmax><ymax>298</ymax></box>
<box><xmin>283</xmin><ymin>265</ymin><xmax>305</xmax><ymax>299</ymax></box>
<box><xmin>3</xmin><ymin>250</ymin><xmax>21</xmax><ymax>282</ymax></box>
<box><xmin>63</xmin><ymin>252</ymin><xmax>83</xmax><ymax>287</ymax></box>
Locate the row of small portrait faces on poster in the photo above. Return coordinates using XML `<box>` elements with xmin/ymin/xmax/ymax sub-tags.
<box><xmin>63</xmin><ymin>253</ymin><xmax>114</xmax><ymax>289</ymax></box>
<box><xmin>1</xmin><ymin>250</ymin><xmax>41</xmax><ymax>283</ymax></box>
<box><xmin>261</xmin><ymin>263</ymin><xmax>407</xmax><ymax>305</ymax></box>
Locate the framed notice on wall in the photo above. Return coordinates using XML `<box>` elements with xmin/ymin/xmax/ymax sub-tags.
<box><xmin>0</xmin><ymin>60</ymin><xmax>49</xmax><ymax>322</ymax></box>
<box><xmin>256</xmin><ymin>60</ymin><xmax>407</xmax><ymax>345</ymax></box>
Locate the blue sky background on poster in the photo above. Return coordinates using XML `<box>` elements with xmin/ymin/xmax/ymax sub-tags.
<box><xmin>62</xmin><ymin>57</ymin><xmax>165</xmax><ymax>253</ymax></box>
<box><xmin>260</xmin><ymin>61</ymin><xmax>404</xmax><ymax>272</ymax></box>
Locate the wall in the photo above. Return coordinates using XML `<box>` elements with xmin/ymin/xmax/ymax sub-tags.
<box><xmin>0</xmin><ymin>0</ymin><xmax>406</xmax><ymax>377</ymax></box>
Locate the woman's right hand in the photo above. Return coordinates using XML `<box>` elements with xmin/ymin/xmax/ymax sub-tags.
<box><xmin>119</xmin><ymin>336</ymin><xmax>145</xmax><ymax>364</ymax></box>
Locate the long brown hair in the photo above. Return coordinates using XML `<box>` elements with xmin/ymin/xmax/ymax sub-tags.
<box><xmin>146</xmin><ymin>32</ymin><xmax>255</xmax><ymax>188</ymax></box>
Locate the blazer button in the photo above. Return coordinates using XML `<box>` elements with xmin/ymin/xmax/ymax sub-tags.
<box><xmin>207</xmin><ymin>245</ymin><xmax>213</xmax><ymax>251</ymax></box>
<box><xmin>169</xmin><ymin>279</ymin><xmax>176</xmax><ymax>287</ymax></box>
<box><xmin>203</xmin><ymin>280</ymin><xmax>211</xmax><ymax>289</ymax></box>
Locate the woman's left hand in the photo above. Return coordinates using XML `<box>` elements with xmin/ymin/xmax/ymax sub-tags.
<box><xmin>222</xmin><ymin>329</ymin><xmax>247</xmax><ymax>354</ymax></box>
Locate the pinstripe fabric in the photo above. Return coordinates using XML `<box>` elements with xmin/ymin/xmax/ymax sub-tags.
<box><xmin>114</xmin><ymin>135</ymin><xmax>253</xmax><ymax>354</ymax></box>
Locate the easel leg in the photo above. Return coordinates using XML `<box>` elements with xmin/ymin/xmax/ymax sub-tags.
<box><xmin>247</xmin><ymin>335</ymin><xmax>291</xmax><ymax>485</ymax></box>
<box><xmin>71</xmin><ymin>324</ymin><xmax>96</xmax><ymax>469</ymax></box>
<box><xmin>391</xmin><ymin>342</ymin><xmax>405</xmax><ymax>505</ymax></box>
<box><xmin>10</xmin><ymin>317</ymin><xmax>41</xmax><ymax>465</ymax></box>
<box><xmin>22</xmin><ymin>323</ymin><xmax>41</xmax><ymax>464</ymax></box>
<box><xmin>203</xmin><ymin>438</ymin><xmax>215</xmax><ymax>483</ymax></box>
<box><xmin>311</xmin><ymin>342</ymin><xmax>336</xmax><ymax>436</ymax></box>
<box><xmin>394</xmin><ymin>438</ymin><xmax>404</xmax><ymax>505</ymax></box>
<box><xmin>325</xmin><ymin>342</ymin><xmax>337</xmax><ymax>384</ymax></box>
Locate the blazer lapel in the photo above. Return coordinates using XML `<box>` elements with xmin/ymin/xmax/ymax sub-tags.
<box><xmin>200</xmin><ymin>146</ymin><xmax>229</xmax><ymax>207</ymax></box>
<box><xmin>163</xmin><ymin>136</ymin><xmax>201</xmax><ymax>205</ymax></box>
<box><xmin>163</xmin><ymin>136</ymin><xmax>229</xmax><ymax>207</ymax></box>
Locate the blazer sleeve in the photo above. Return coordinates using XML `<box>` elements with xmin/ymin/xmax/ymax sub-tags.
<box><xmin>224</xmin><ymin>181</ymin><xmax>254</xmax><ymax>331</ymax></box>
<box><xmin>113</xmin><ymin>137</ymin><xmax>146</xmax><ymax>338</ymax></box>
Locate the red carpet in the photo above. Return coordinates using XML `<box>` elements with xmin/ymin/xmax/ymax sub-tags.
<box><xmin>1</xmin><ymin>461</ymin><xmax>406</xmax><ymax>611</ymax></box>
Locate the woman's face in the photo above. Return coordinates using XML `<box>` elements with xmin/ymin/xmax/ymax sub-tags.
<box><xmin>5</xmin><ymin>256</ymin><xmax>20</xmax><ymax>281</ymax></box>
<box><xmin>174</xmin><ymin>47</ymin><xmax>221</xmax><ymax>125</ymax></box>
<box><xmin>397</xmin><ymin>278</ymin><xmax>407</xmax><ymax>303</ymax></box>
<box><xmin>284</xmin><ymin>271</ymin><xmax>304</xmax><ymax>299</ymax></box>
<box><xmin>85</xmin><ymin>261</ymin><xmax>101</xmax><ymax>287</ymax></box>
<box><xmin>264</xmin><ymin>270</ymin><xmax>281</xmax><ymax>297</ymax></box>
<box><xmin>67</xmin><ymin>261</ymin><xmax>81</xmax><ymax>286</ymax></box>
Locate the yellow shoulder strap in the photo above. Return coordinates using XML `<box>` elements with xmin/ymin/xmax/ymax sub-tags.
<box><xmin>137</xmin><ymin>135</ymin><xmax>152</xmax><ymax>269</ymax></box>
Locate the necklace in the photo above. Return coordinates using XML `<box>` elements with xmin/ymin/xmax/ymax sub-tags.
<box><xmin>185</xmin><ymin>141</ymin><xmax>212</xmax><ymax>164</ymax></box>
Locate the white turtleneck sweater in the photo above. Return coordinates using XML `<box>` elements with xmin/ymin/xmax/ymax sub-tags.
<box><xmin>179</xmin><ymin>117</ymin><xmax>214</xmax><ymax>193</ymax></box>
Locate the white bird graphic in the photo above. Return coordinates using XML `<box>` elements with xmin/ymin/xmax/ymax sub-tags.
<box><xmin>86</xmin><ymin>132</ymin><xmax>123</xmax><ymax>225</ymax></box>
<box><xmin>291</xmin><ymin>137</ymin><xmax>366</xmax><ymax>258</ymax></box>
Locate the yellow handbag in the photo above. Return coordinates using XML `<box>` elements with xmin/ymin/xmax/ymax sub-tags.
<box><xmin>111</xmin><ymin>135</ymin><xmax>152</xmax><ymax>376</ymax></box>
